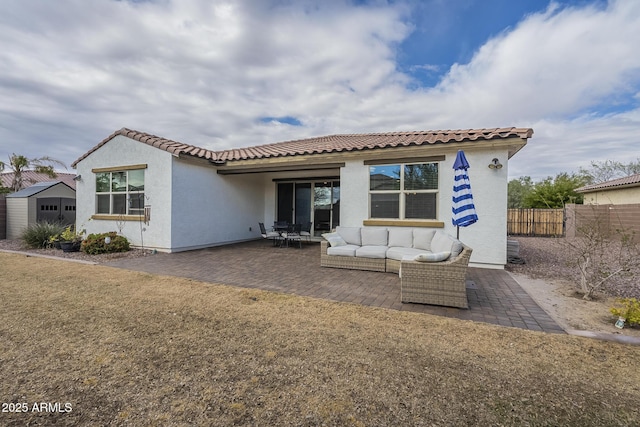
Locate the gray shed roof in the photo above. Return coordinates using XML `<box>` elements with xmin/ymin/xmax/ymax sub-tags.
<box><xmin>6</xmin><ymin>181</ymin><xmax>75</xmax><ymax>198</ymax></box>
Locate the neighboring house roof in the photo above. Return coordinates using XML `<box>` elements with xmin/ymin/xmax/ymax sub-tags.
<box><xmin>1</xmin><ymin>170</ymin><xmax>77</xmax><ymax>191</ymax></box>
<box><xmin>71</xmin><ymin>127</ymin><xmax>534</xmax><ymax>167</ymax></box>
<box><xmin>576</xmin><ymin>173</ymin><xmax>640</xmax><ymax>193</ymax></box>
<box><xmin>6</xmin><ymin>181</ymin><xmax>75</xmax><ymax>198</ymax></box>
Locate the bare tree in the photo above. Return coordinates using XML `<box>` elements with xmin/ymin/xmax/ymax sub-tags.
<box><xmin>562</xmin><ymin>206</ymin><xmax>639</xmax><ymax>300</ymax></box>
<box><xmin>578</xmin><ymin>158</ymin><xmax>640</xmax><ymax>185</ymax></box>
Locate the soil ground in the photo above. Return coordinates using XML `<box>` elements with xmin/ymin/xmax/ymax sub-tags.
<box><xmin>505</xmin><ymin>237</ymin><xmax>640</xmax><ymax>338</ymax></box>
<box><xmin>1</xmin><ymin>252</ymin><xmax>640</xmax><ymax>426</ymax></box>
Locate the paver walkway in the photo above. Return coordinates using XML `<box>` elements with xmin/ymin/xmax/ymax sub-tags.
<box><xmin>106</xmin><ymin>240</ymin><xmax>565</xmax><ymax>334</ymax></box>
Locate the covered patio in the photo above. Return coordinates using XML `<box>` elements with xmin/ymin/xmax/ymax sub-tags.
<box><xmin>105</xmin><ymin>241</ymin><xmax>564</xmax><ymax>334</ymax></box>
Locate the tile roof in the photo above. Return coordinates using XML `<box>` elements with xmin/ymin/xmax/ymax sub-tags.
<box><xmin>72</xmin><ymin>127</ymin><xmax>533</xmax><ymax>167</ymax></box>
<box><xmin>1</xmin><ymin>170</ymin><xmax>77</xmax><ymax>191</ymax></box>
<box><xmin>576</xmin><ymin>173</ymin><xmax>640</xmax><ymax>192</ymax></box>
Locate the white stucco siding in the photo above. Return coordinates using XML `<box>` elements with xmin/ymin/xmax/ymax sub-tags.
<box><xmin>74</xmin><ymin>135</ymin><xmax>173</xmax><ymax>250</ymax></box>
<box><xmin>456</xmin><ymin>151</ymin><xmax>509</xmax><ymax>269</ymax></box>
<box><xmin>340</xmin><ymin>160</ymin><xmax>369</xmax><ymax>227</ymax></box>
<box><xmin>171</xmin><ymin>158</ymin><xmax>265</xmax><ymax>251</ymax></box>
<box><xmin>336</xmin><ymin>150</ymin><xmax>510</xmax><ymax>268</ymax></box>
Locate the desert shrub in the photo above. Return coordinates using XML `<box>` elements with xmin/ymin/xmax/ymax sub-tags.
<box><xmin>81</xmin><ymin>232</ymin><xmax>130</xmax><ymax>255</ymax></box>
<box><xmin>21</xmin><ymin>221</ymin><xmax>66</xmax><ymax>248</ymax></box>
<box><xmin>610</xmin><ymin>298</ymin><xmax>640</xmax><ymax>327</ymax></box>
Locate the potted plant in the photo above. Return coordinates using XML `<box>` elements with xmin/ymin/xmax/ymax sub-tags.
<box><xmin>47</xmin><ymin>234</ymin><xmax>61</xmax><ymax>250</ymax></box>
<box><xmin>59</xmin><ymin>226</ymin><xmax>84</xmax><ymax>252</ymax></box>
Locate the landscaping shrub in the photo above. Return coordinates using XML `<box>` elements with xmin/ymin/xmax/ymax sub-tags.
<box><xmin>21</xmin><ymin>221</ymin><xmax>65</xmax><ymax>248</ymax></box>
<box><xmin>81</xmin><ymin>232</ymin><xmax>130</xmax><ymax>255</ymax></box>
<box><xmin>610</xmin><ymin>298</ymin><xmax>640</xmax><ymax>327</ymax></box>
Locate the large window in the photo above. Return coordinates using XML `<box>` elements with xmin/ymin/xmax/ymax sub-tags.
<box><xmin>95</xmin><ymin>169</ymin><xmax>145</xmax><ymax>215</ymax></box>
<box><xmin>369</xmin><ymin>163</ymin><xmax>438</xmax><ymax>219</ymax></box>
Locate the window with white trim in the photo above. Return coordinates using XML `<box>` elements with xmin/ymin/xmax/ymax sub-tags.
<box><xmin>369</xmin><ymin>163</ymin><xmax>438</xmax><ymax>219</ymax></box>
<box><xmin>95</xmin><ymin>169</ymin><xmax>145</xmax><ymax>215</ymax></box>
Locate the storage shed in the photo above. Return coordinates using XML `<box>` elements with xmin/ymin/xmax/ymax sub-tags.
<box><xmin>6</xmin><ymin>181</ymin><xmax>76</xmax><ymax>239</ymax></box>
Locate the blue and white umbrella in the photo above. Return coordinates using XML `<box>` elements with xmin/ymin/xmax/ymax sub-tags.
<box><xmin>452</xmin><ymin>150</ymin><xmax>478</xmax><ymax>238</ymax></box>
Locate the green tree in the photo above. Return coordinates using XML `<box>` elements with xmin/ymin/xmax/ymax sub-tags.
<box><xmin>507</xmin><ymin>176</ymin><xmax>534</xmax><ymax>208</ymax></box>
<box><xmin>578</xmin><ymin>158</ymin><xmax>640</xmax><ymax>185</ymax></box>
<box><xmin>523</xmin><ymin>173</ymin><xmax>587</xmax><ymax>208</ymax></box>
<box><xmin>0</xmin><ymin>153</ymin><xmax>66</xmax><ymax>193</ymax></box>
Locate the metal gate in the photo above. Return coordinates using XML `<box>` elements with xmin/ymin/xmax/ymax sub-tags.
<box><xmin>37</xmin><ymin>197</ymin><xmax>76</xmax><ymax>226</ymax></box>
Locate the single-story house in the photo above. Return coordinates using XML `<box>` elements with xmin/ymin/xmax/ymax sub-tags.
<box><xmin>6</xmin><ymin>181</ymin><xmax>76</xmax><ymax>239</ymax></box>
<box><xmin>71</xmin><ymin>127</ymin><xmax>533</xmax><ymax>269</ymax></box>
<box><xmin>576</xmin><ymin>173</ymin><xmax>640</xmax><ymax>205</ymax></box>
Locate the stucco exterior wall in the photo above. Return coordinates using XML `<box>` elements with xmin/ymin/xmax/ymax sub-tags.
<box><xmin>582</xmin><ymin>186</ymin><xmax>640</xmax><ymax>205</ymax></box>
<box><xmin>337</xmin><ymin>149</ymin><xmax>510</xmax><ymax>268</ymax></box>
<box><xmin>340</xmin><ymin>160</ymin><xmax>369</xmax><ymax>227</ymax></box>
<box><xmin>74</xmin><ymin>135</ymin><xmax>174</xmax><ymax>250</ymax></box>
<box><xmin>170</xmin><ymin>158</ymin><xmax>265</xmax><ymax>251</ymax></box>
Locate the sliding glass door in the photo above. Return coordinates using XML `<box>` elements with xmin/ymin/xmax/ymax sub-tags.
<box><xmin>277</xmin><ymin>180</ymin><xmax>340</xmax><ymax>237</ymax></box>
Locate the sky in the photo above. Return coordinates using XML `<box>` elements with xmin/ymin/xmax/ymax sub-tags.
<box><xmin>0</xmin><ymin>0</ymin><xmax>638</xmax><ymax>181</ymax></box>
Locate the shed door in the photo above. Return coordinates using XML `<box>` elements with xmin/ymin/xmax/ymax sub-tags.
<box><xmin>37</xmin><ymin>197</ymin><xmax>76</xmax><ymax>226</ymax></box>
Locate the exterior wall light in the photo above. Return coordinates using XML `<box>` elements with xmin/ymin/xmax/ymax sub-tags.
<box><xmin>488</xmin><ymin>158</ymin><xmax>503</xmax><ymax>169</ymax></box>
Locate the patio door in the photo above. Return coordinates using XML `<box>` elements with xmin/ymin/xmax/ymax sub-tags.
<box><xmin>276</xmin><ymin>180</ymin><xmax>339</xmax><ymax>237</ymax></box>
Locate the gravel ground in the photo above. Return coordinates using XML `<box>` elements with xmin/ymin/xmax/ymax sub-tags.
<box><xmin>506</xmin><ymin>236</ymin><xmax>640</xmax><ymax>299</ymax></box>
<box><xmin>0</xmin><ymin>239</ymin><xmax>152</xmax><ymax>263</ymax></box>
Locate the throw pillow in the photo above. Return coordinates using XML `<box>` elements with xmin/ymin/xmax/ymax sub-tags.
<box><xmin>322</xmin><ymin>232</ymin><xmax>347</xmax><ymax>247</ymax></box>
<box><xmin>414</xmin><ymin>251</ymin><xmax>451</xmax><ymax>262</ymax></box>
<box><xmin>413</xmin><ymin>229</ymin><xmax>436</xmax><ymax>251</ymax></box>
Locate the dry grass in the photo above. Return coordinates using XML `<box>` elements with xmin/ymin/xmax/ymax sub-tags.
<box><xmin>1</xmin><ymin>253</ymin><xmax>640</xmax><ymax>426</ymax></box>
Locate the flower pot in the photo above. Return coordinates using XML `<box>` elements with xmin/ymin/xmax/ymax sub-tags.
<box><xmin>60</xmin><ymin>241</ymin><xmax>80</xmax><ymax>253</ymax></box>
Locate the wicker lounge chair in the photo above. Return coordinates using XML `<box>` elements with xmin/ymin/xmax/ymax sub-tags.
<box><xmin>400</xmin><ymin>245</ymin><xmax>472</xmax><ymax>308</ymax></box>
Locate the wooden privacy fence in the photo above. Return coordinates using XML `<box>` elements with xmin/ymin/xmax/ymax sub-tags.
<box><xmin>507</xmin><ymin>208</ymin><xmax>565</xmax><ymax>237</ymax></box>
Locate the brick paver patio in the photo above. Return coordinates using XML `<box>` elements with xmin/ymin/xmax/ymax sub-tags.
<box><xmin>106</xmin><ymin>240</ymin><xmax>565</xmax><ymax>334</ymax></box>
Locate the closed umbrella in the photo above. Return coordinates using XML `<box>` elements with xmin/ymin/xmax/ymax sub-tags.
<box><xmin>452</xmin><ymin>150</ymin><xmax>478</xmax><ymax>238</ymax></box>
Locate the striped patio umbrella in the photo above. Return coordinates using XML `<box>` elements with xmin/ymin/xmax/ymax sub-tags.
<box><xmin>452</xmin><ymin>150</ymin><xmax>478</xmax><ymax>238</ymax></box>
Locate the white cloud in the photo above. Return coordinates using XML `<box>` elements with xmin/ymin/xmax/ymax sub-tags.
<box><xmin>0</xmin><ymin>0</ymin><xmax>638</xmax><ymax>182</ymax></box>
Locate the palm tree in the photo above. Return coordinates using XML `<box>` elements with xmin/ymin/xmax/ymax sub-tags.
<box><xmin>0</xmin><ymin>153</ymin><xmax>67</xmax><ymax>192</ymax></box>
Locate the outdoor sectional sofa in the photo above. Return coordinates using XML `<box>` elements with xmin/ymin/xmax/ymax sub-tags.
<box><xmin>320</xmin><ymin>226</ymin><xmax>473</xmax><ymax>308</ymax></box>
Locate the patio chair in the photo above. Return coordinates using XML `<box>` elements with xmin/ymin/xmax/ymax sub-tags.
<box><xmin>259</xmin><ymin>222</ymin><xmax>281</xmax><ymax>246</ymax></box>
<box><xmin>299</xmin><ymin>222</ymin><xmax>312</xmax><ymax>243</ymax></box>
<box><xmin>282</xmin><ymin>223</ymin><xmax>303</xmax><ymax>248</ymax></box>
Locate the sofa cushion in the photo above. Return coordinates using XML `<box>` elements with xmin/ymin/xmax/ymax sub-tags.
<box><xmin>336</xmin><ymin>226</ymin><xmax>362</xmax><ymax>246</ymax></box>
<box><xmin>361</xmin><ymin>227</ymin><xmax>388</xmax><ymax>246</ymax></box>
<box><xmin>326</xmin><ymin>244</ymin><xmax>359</xmax><ymax>257</ymax></box>
<box><xmin>414</xmin><ymin>251</ymin><xmax>451</xmax><ymax>262</ymax></box>
<box><xmin>413</xmin><ymin>229</ymin><xmax>436</xmax><ymax>251</ymax></box>
<box><xmin>388</xmin><ymin>228</ymin><xmax>413</xmax><ymax>248</ymax></box>
<box><xmin>386</xmin><ymin>246</ymin><xmax>425</xmax><ymax>261</ymax></box>
<box><xmin>356</xmin><ymin>245</ymin><xmax>388</xmax><ymax>259</ymax></box>
<box><xmin>431</xmin><ymin>231</ymin><xmax>464</xmax><ymax>258</ymax></box>
<box><xmin>321</xmin><ymin>232</ymin><xmax>347</xmax><ymax>247</ymax></box>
